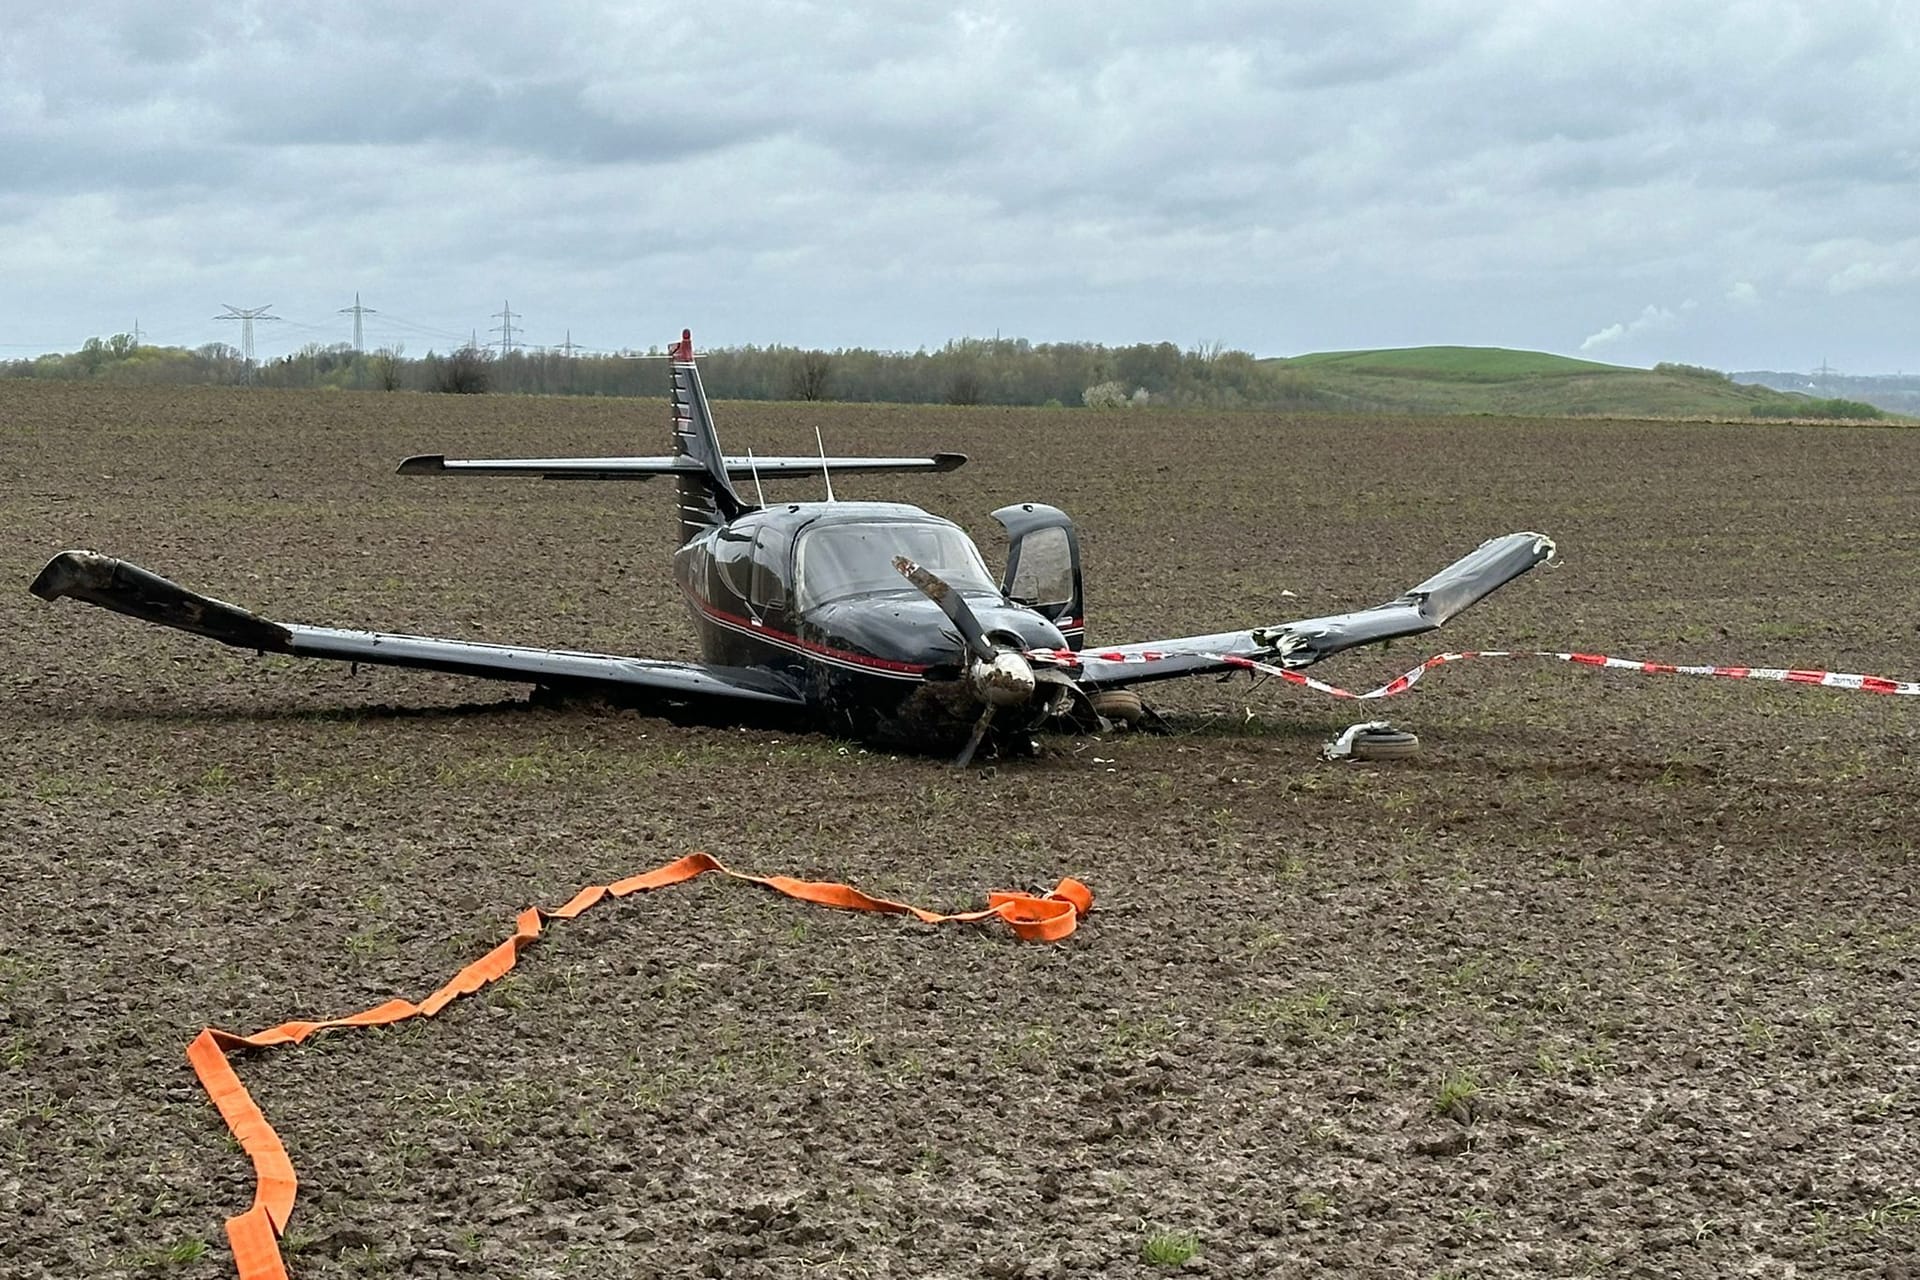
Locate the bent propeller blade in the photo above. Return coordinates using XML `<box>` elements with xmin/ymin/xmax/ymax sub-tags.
<box><xmin>893</xmin><ymin>556</ymin><xmax>998</xmax><ymax>663</ymax></box>
<box><xmin>954</xmin><ymin>705</ymin><xmax>995</xmax><ymax>768</ymax></box>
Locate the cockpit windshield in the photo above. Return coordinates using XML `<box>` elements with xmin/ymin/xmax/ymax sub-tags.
<box><xmin>796</xmin><ymin>520</ymin><xmax>999</xmax><ymax>610</ymax></box>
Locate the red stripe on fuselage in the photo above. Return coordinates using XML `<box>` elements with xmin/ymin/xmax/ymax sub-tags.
<box><xmin>679</xmin><ymin>587</ymin><xmax>932</xmax><ymax>677</ymax></box>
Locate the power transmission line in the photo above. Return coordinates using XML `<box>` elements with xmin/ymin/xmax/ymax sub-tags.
<box><xmin>338</xmin><ymin>292</ymin><xmax>377</xmax><ymax>353</ymax></box>
<box><xmin>373</xmin><ymin>311</ymin><xmax>471</xmax><ymax>344</ymax></box>
<box><xmin>557</xmin><ymin>329</ymin><xmax>584</xmax><ymax>357</ymax></box>
<box><xmin>491</xmin><ymin>300</ymin><xmax>523</xmax><ymax>358</ymax></box>
<box><xmin>214</xmin><ymin>304</ymin><xmax>281</xmax><ymax>382</ymax></box>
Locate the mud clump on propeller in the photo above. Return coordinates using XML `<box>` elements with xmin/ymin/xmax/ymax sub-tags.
<box><xmin>893</xmin><ymin>555</ymin><xmax>1079</xmax><ymax>765</ymax></box>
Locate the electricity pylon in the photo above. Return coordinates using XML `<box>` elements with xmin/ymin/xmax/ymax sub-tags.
<box><xmin>339</xmin><ymin>293</ymin><xmax>377</xmax><ymax>352</ymax></box>
<box><xmin>491</xmin><ymin>301</ymin><xmax>523</xmax><ymax>358</ymax></box>
<box><xmin>214</xmin><ymin>304</ymin><xmax>281</xmax><ymax>383</ymax></box>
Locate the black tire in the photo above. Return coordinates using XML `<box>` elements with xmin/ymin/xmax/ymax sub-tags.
<box><xmin>1349</xmin><ymin>728</ymin><xmax>1419</xmax><ymax>761</ymax></box>
<box><xmin>1088</xmin><ymin>688</ymin><xmax>1147</xmax><ymax>726</ymax></box>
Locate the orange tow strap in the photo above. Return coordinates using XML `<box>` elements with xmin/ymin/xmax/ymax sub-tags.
<box><xmin>186</xmin><ymin>851</ymin><xmax>1092</xmax><ymax>1280</ymax></box>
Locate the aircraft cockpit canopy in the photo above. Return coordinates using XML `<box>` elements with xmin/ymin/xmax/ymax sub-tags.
<box><xmin>797</xmin><ymin>520</ymin><xmax>998</xmax><ymax>611</ymax></box>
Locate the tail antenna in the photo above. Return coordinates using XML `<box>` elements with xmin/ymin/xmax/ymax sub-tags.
<box><xmin>813</xmin><ymin>425</ymin><xmax>836</xmax><ymax>502</ymax></box>
<box><xmin>746</xmin><ymin>447</ymin><xmax>767</xmax><ymax>506</ymax></box>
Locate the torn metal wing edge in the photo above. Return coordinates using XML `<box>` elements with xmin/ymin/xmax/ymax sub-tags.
<box><xmin>1065</xmin><ymin>531</ymin><xmax>1557</xmax><ymax>687</ymax></box>
<box><xmin>28</xmin><ymin>551</ymin><xmax>803</xmax><ymax>710</ymax></box>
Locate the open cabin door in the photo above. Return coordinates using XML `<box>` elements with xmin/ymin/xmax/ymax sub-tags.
<box><xmin>991</xmin><ymin>503</ymin><xmax>1086</xmax><ymax>650</ymax></box>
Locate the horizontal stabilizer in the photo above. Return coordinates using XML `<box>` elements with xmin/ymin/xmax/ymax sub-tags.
<box><xmin>398</xmin><ymin>453</ymin><xmax>967</xmax><ymax>480</ymax></box>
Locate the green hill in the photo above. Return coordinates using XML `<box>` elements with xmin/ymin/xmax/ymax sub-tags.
<box><xmin>1262</xmin><ymin>346</ymin><xmax>1831</xmax><ymax>418</ymax></box>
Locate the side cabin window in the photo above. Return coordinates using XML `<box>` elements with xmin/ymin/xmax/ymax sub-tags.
<box><xmin>750</xmin><ymin>525</ymin><xmax>791</xmax><ymax>613</ymax></box>
<box><xmin>1008</xmin><ymin>526</ymin><xmax>1073</xmax><ymax>610</ymax></box>
<box><xmin>710</xmin><ymin>526</ymin><xmax>755</xmax><ymax>610</ymax></box>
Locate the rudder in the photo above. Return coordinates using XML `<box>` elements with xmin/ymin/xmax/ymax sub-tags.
<box><xmin>668</xmin><ymin>329</ymin><xmax>750</xmax><ymax>542</ymax></box>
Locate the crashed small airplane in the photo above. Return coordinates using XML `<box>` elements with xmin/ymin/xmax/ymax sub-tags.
<box><xmin>31</xmin><ymin>330</ymin><xmax>1555</xmax><ymax>764</ymax></box>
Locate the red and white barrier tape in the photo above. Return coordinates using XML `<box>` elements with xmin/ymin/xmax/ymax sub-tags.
<box><xmin>1033</xmin><ymin>647</ymin><xmax>1920</xmax><ymax>700</ymax></box>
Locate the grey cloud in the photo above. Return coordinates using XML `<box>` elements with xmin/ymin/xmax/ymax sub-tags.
<box><xmin>112</xmin><ymin>10</ymin><xmax>218</xmax><ymax>67</ymax></box>
<box><xmin>1</xmin><ymin>0</ymin><xmax>1917</xmax><ymax>369</ymax></box>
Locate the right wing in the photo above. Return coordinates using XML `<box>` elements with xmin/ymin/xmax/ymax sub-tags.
<box><xmin>1058</xmin><ymin>531</ymin><xmax>1557</xmax><ymax>687</ymax></box>
<box><xmin>28</xmin><ymin>551</ymin><xmax>802</xmax><ymax>711</ymax></box>
<box><xmin>397</xmin><ymin>453</ymin><xmax>966</xmax><ymax>480</ymax></box>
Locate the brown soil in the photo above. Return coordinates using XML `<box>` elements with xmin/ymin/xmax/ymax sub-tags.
<box><xmin>3</xmin><ymin>382</ymin><xmax>1918</xmax><ymax>1278</ymax></box>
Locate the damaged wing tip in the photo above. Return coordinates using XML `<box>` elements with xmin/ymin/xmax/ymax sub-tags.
<box><xmin>28</xmin><ymin>564</ymin><xmax>63</xmax><ymax>601</ymax></box>
<box><xmin>28</xmin><ymin>549</ymin><xmax>100</xmax><ymax>601</ymax></box>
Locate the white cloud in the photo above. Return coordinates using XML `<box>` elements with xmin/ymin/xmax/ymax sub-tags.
<box><xmin>1826</xmin><ymin>244</ymin><xmax>1920</xmax><ymax>295</ymax></box>
<box><xmin>1580</xmin><ymin>304</ymin><xmax>1680</xmax><ymax>352</ymax></box>
<box><xmin>1580</xmin><ymin>322</ymin><xmax>1627</xmax><ymax>351</ymax></box>
<box><xmin>1727</xmin><ymin>281</ymin><xmax>1759</xmax><ymax>306</ymax></box>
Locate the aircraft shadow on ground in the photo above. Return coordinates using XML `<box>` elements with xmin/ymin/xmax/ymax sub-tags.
<box><xmin>72</xmin><ymin>691</ymin><xmax>811</xmax><ymax>733</ymax></box>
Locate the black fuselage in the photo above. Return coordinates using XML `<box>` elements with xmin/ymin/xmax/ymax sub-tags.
<box><xmin>671</xmin><ymin>501</ymin><xmax>1068</xmax><ymax>743</ymax></box>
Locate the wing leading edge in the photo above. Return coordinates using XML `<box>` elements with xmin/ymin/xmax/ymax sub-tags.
<box><xmin>397</xmin><ymin>453</ymin><xmax>967</xmax><ymax>480</ymax></box>
<box><xmin>28</xmin><ymin>551</ymin><xmax>802</xmax><ymax>710</ymax></box>
<box><xmin>1063</xmin><ymin>531</ymin><xmax>1557</xmax><ymax>687</ymax></box>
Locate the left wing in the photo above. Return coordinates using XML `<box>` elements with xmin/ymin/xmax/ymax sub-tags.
<box><xmin>1052</xmin><ymin>531</ymin><xmax>1556</xmax><ymax>687</ymax></box>
<box><xmin>28</xmin><ymin>551</ymin><xmax>803</xmax><ymax>710</ymax></box>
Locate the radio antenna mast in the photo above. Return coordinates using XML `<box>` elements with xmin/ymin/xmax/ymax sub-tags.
<box><xmin>746</xmin><ymin>447</ymin><xmax>767</xmax><ymax>506</ymax></box>
<box><xmin>813</xmin><ymin>425</ymin><xmax>836</xmax><ymax>502</ymax></box>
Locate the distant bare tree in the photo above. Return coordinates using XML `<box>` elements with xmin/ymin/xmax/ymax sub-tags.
<box><xmin>373</xmin><ymin>344</ymin><xmax>405</xmax><ymax>392</ymax></box>
<box><xmin>945</xmin><ymin>364</ymin><xmax>982</xmax><ymax>406</ymax></box>
<box><xmin>788</xmin><ymin>349</ymin><xmax>833</xmax><ymax>401</ymax></box>
<box><xmin>434</xmin><ymin>345</ymin><xmax>491</xmax><ymax>394</ymax></box>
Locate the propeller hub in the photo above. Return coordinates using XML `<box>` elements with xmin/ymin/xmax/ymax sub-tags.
<box><xmin>972</xmin><ymin>651</ymin><xmax>1037</xmax><ymax>707</ymax></box>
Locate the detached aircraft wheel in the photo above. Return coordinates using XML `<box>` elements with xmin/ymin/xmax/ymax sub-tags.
<box><xmin>1088</xmin><ymin>688</ymin><xmax>1146</xmax><ymax>726</ymax></box>
<box><xmin>1349</xmin><ymin>728</ymin><xmax>1419</xmax><ymax>761</ymax></box>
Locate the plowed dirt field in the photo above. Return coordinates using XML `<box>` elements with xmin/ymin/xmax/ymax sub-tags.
<box><xmin>3</xmin><ymin>382</ymin><xmax>1917</xmax><ymax>1279</ymax></box>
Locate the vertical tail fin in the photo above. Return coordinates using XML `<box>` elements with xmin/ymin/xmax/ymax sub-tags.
<box><xmin>668</xmin><ymin>329</ymin><xmax>750</xmax><ymax>542</ymax></box>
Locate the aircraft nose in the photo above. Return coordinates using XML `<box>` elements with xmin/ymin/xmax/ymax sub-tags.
<box><xmin>970</xmin><ymin>602</ymin><xmax>1067</xmax><ymax>653</ymax></box>
<box><xmin>973</xmin><ymin>650</ymin><xmax>1037</xmax><ymax>707</ymax></box>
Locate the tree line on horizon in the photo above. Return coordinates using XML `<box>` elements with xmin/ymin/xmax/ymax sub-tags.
<box><xmin>0</xmin><ymin>333</ymin><xmax>1343</xmax><ymax>410</ymax></box>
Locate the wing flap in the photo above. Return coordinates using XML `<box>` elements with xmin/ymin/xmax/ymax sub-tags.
<box><xmin>284</xmin><ymin>626</ymin><xmax>800</xmax><ymax>706</ymax></box>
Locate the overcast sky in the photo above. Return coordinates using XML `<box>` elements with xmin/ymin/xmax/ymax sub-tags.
<box><xmin>3</xmin><ymin>1</ymin><xmax>1916</xmax><ymax>372</ymax></box>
